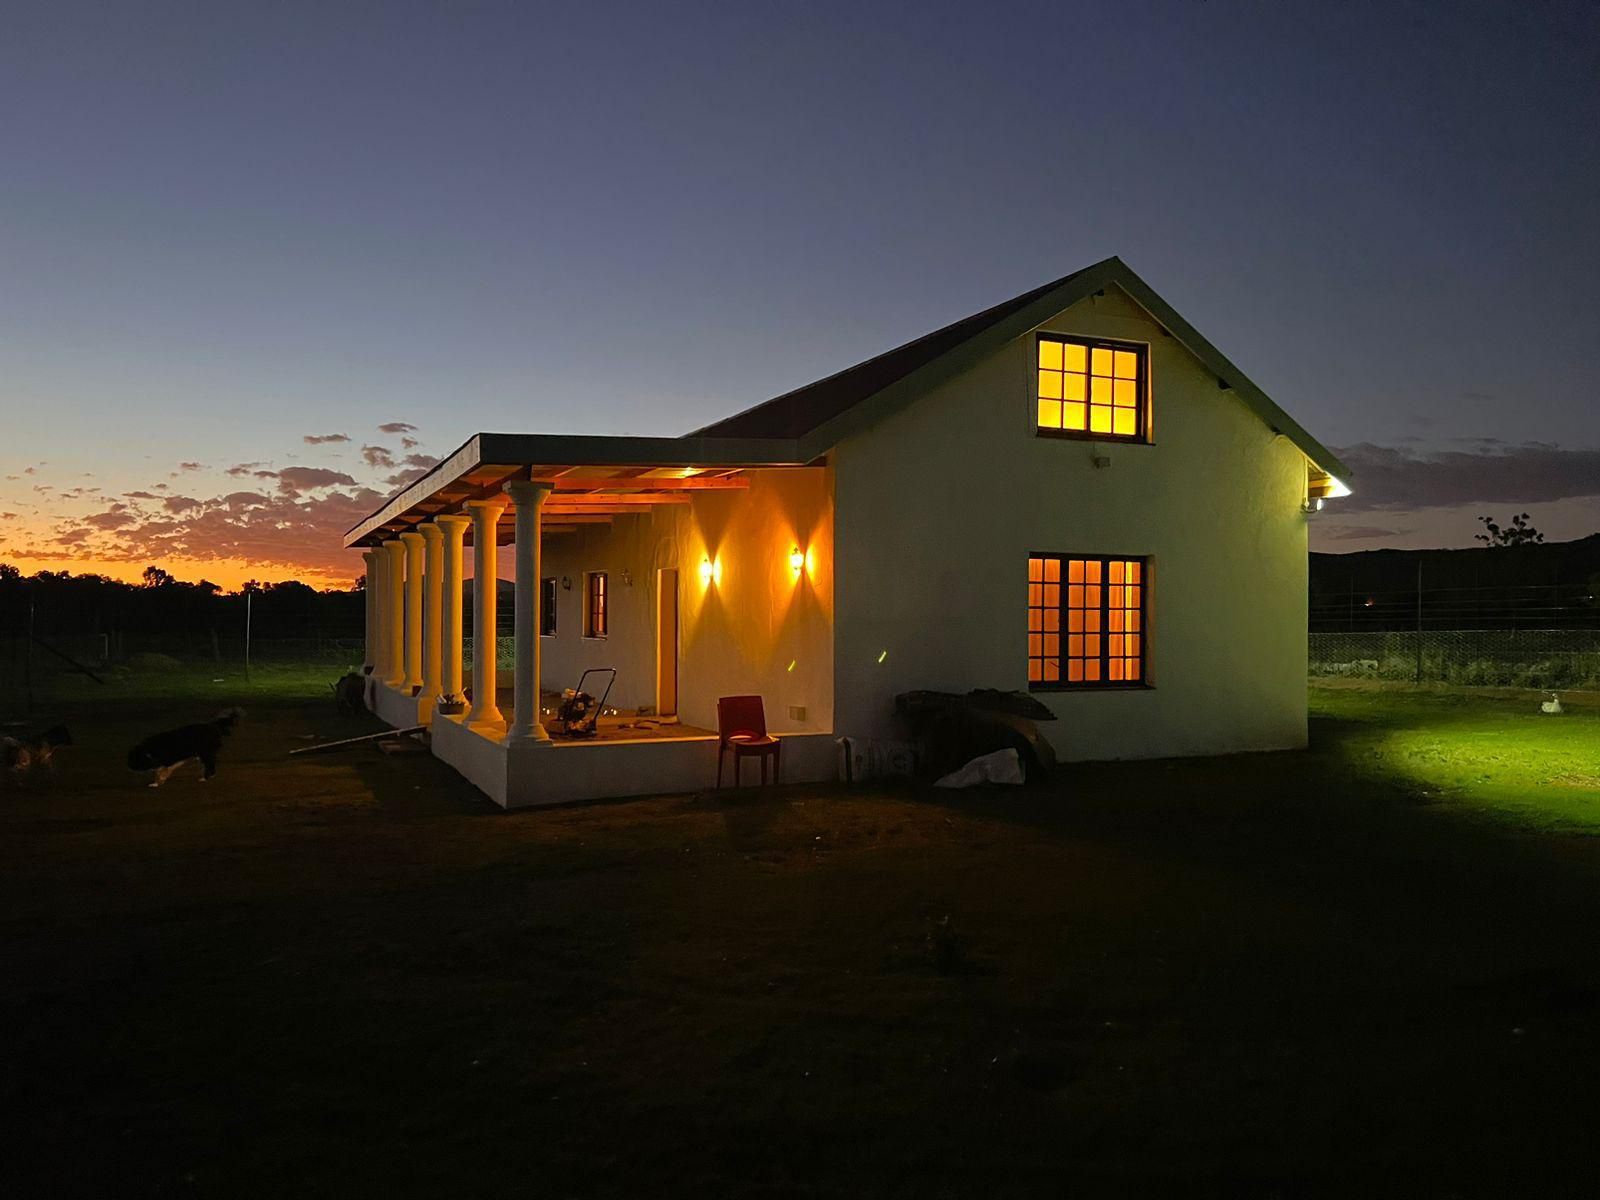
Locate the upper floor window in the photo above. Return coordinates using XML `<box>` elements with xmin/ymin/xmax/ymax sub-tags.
<box><xmin>1036</xmin><ymin>335</ymin><xmax>1146</xmax><ymax>441</ymax></box>
<box><xmin>584</xmin><ymin>571</ymin><xmax>608</xmax><ymax>638</ymax></box>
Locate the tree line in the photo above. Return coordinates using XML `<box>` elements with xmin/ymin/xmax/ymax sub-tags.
<box><xmin>0</xmin><ymin>564</ymin><xmax>364</xmax><ymax>644</ymax></box>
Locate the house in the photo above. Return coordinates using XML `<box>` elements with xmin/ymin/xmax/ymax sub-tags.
<box><xmin>345</xmin><ymin>257</ymin><xmax>1349</xmax><ymax>808</ymax></box>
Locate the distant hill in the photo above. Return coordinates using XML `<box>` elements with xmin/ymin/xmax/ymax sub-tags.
<box><xmin>1310</xmin><ymin>533</ymin><xmax>1600</xmax><ymax>631</ymax></box>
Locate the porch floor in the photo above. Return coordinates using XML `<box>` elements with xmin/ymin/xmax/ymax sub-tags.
<box><xmin>491</xmin><ymin>686</ymin><xmax>714</xmax><ymax>743</ymax></box>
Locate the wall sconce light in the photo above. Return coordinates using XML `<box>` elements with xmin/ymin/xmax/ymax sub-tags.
<box><xmin>788</xmin><ymin>546</ymin><xmax>806</xmax><ymax>574</ymax></box>
<box><xmin>561</xmin><ymin>576</ymin><xmax>573</xmax><ymax>590</ymax></box>
<box><xmin>1300</xmin><ymin>497</ymin><xmax>1324</xmax><ymax>514</ymax></box>
<box><xmin>699</xmin><ymin>557</ymin><xmax>721</xmax><ymax>587</ymax></box>
<box><xmin>621</xmin><ymin>569</ymin><xmax>633</xmax><ymax>586</ymax></box>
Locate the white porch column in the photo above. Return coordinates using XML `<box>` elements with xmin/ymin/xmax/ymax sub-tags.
<box><xmin>466</xmin><ymin>497</ymin><xmax>508</xmax><ymax>728</ymax></box>
<box><xmin>420</xmin><ymin>523</ymin><xmax>444</xmax><ymax>710</ymax></box>
<box><xmin>503</xmin><ymin>480</ymin><xmax>553</xmax><ymax>743</ymax></box>
<box><xmin>436</xmin><ymin>514</ymin><xmax>471</xmax><ymax>714</ymax></box>
<box><xmin>382</xmin><ymin>539</ymin><xmax>406</xmax><ymax>688</ymax></box>
<box><xmin>361</xmin><ymin>550</ymin><xmax>378</xmax><ymax>673</ymax></box>
<box><xmin>400</xmin><ymin>531</ymin><xmax>425</xmax><ymax>693</ymax></box>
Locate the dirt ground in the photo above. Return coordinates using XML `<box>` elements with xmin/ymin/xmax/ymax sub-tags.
<box><xmin>3</xmin><ymin>681</ymin><xmax>1599</xmax><ymax>1197</ymax></box>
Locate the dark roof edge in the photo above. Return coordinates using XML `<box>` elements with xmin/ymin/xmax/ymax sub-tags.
<box><xmin>695</xmin><ymin>255</ymin><xmax>1349</xmax><ymax>483</ymax></box>
<box><xmin>1108</xmin><ymin>266</ymin><xmax>1350</xmax><ymax>481</ymax></box>
<box><xmin>342</xmin><ymin>431</ymin><xmax>806</xmax><ymax>548</ymax></box>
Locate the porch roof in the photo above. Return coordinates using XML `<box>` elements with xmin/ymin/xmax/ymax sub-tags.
<box><xmin>343</xmin><ymin>431</ymin><xmax>810</xmax><ymax>548</ymax></box>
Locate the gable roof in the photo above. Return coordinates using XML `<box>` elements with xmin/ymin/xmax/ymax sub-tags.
<box><xmin>688</xmin><ymin>256</ymin><xmax>1349</xmax><ymax>482</ymax></box>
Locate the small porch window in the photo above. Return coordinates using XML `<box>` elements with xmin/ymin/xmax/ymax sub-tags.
<box><xmin>584</xmin><ymin>571</ymin><xmax>608</xmax><ymax>638</ymax></box>
<box><xmin>1028</xmin><ymin>554</ymin><xmax>1147</xmax><ymax>688</ymax></box>
<box><xmin>540</xmin><ymin>577</ymin><xmax>557</xmax><ymax>637</ymax></box>
<box><xmin>1036</xmin><ymin>335</ymin><xmax>1146</xmax><ymax>440</ymax></box>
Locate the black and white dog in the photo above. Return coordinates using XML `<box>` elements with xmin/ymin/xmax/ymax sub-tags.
<box><xmin>127</xmin><ymin>708</ymin><xmax>245</xmax><ymax>788</ymax></box>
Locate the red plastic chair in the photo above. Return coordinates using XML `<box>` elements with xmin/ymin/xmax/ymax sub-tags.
<box><xmin>716</xmin><ymin>695</ymin><xmax>780</xmax><ymax>787</ymax></box>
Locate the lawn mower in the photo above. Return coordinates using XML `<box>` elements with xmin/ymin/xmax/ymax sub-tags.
<box><xmin>554</xmin><ymin>668</ymin><xmax>616</xmax><ymax>738</ymax></box>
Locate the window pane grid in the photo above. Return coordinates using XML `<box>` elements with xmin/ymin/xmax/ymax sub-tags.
<box><xmin>585</xmin><ymin>572</ymin><xmax>607</xmax><ymax>637</ymax></box>
<box><xmin>1036</xmin><ymin>336</ymin><xmax>1144</xmax><ymax>440</ymax></box>
<box><xmin>1028</xmin><ymin>554</ymin><xmax>1146</xmax><ymax>689</ymax></box>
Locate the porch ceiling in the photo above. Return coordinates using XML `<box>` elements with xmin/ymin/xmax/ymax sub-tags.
<box><xmin>344</xmin><ymin>431</ymin><xmax>813</xmax><ymax>548</ymax></box>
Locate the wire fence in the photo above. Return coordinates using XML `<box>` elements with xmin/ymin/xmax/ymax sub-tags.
<box><xmin>1311</xmin><ymin>581</ymin><xmax>1600</xmax><ymax>632</ymax></box>
<box><xmin>1309</xmin><ymin>629</ymin><xmax>1600</xmax><ymax>690</ymax></box>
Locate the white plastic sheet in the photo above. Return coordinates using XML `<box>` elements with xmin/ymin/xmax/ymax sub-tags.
<box><xmin>933</xmin><ymin>747</ymin><xmax>1024</xmax><ymax>789</ymax></box>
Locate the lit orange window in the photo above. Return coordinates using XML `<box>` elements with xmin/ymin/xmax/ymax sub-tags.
<box><xmin>1036</xmin><ymin>336</ymin><xmax>1145</xmax><ymax>440</ymax></box>
<box><xmin>584</xmin><ymin>571</ymin><xmax>607</xmax><ymax>638</ymax></box>
<box><xmin>1027</xmin><ymin>556</ymin><xmax>1062</xmax><ymax>684</ymax></box>
<box><xmin>1027</xmin><ymin>554</ymin><xmax>1147</xmax><ymax>688</ymax></box>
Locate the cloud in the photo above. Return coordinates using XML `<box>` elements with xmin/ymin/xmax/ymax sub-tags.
<box><xmin>400</xmin><ymin>436</ymin><xmax>419</xmax><ymax>450</ymax></box>
<box><xmin>163</xmin><ymin>496</ymin><xmax>203</xmax><ymax>514</ymax></box>
<box><xmin>276</xmin><ymin>467</ymin><xmax>357</xmax><ymax>494</ymax></box>
<box><xmin>1321</xmin><ymin>524</ymin><xmax>1406</xmax><ymax>541</ymax></box>
<box><xmin>178</xmin><ymin>461</ymin><xmax>203</xmax><ymax>472</ymax></box>
<box><xmin>226</xmin><ymin>462</ymin><xmax>267</xmax><ymax>477</ymax></box>
<box><xmin>126</xmin><ymin>490</ymin><xmax>159</xmax><ymax>500</ymax></box>
<box><xmin>378</xmin><ymin>422</ymin><xmax>416</xmax><ymax>435</ymax></box>
<box><xmin>69</xmin><ymin>485</ymin><xmax>386</xmax><ymax>578</ymax></box>
<box><xmin>54</xmin><ymin>529</ymin><xmax>92</xmax><ymax>545</ymax></box>
<box><xmin>1332</xmin><ymin>442</ymin><xmax>1600</xmax><ymax>512</ymax></box>
<box><xmin>84</xmin><ymin>509</ymin><xmax>136</xmax><ymax>530</ymax></box>
<box><xmin>303</xmin><ymin>433</ymin><xmax>351</xmax><ymax>445</ymax></box>
<box><xmin>379</xmin><ymin>453</ymin><xmax>441</xmax><ymax>491</ymax></box>
<box><xmin>361</xmin><ymin>444</ymin><xmax>395</xmax><ymax>469</ymax></box>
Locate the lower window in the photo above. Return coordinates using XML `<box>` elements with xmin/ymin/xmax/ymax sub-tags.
<box><xmin>584</xmin><ymin>571</ymin><xmax>608</xmax><ymax>638</ymax></box>
<box><xmin>1028</xmin><ymin>554</ymin><xmax>1147</xmax><ymax>688</ymax></box>
<box><xmin>540</xmin><ymin>577</ymin><xmax>557</xmax><ymax>636</ymax></box>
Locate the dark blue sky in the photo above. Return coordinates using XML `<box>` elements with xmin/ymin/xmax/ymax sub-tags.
<box><xmin>2</xmin><ymin>0</ymin><xmax>1598</xmax><ymax>573</ymax></box>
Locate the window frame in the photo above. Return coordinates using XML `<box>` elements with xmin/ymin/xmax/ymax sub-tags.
<box><xmin>1033</xmin><ymin>333</ymin><xmax>1150</xmax><ymax>444</ymax></box>
<box><xmin>584</xmin><ymin>571</ymin><xmax>608</xmax><ymax>639</ymax></box>
<box><xmin>540</xmin><ymin>576</ymin><xmax>558</xmax><ymax>637</ymax></box>
<box><xmin>1027</xmin><ymin>552</ymin><xmax>1151</xmax><ymax>691</ymax></box>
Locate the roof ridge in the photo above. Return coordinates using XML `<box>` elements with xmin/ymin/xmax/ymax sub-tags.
<box><xmin>684</xmin><ymin>260</ymin><xmax>1112</xmax><ymax>441</ymax></box>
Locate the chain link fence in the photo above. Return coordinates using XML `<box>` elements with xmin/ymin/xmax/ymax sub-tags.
<box><xmin>1310</xmin><ymin>629</ymin><xmax>1600</xmax><ymax>690</ymax></box>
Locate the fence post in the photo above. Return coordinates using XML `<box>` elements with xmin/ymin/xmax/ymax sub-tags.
<box><xmin>1414</xmin><ymin>558</ymin><xmax>1424</xmax><ymax>685</ymax></box>
<box><xmin>25</xmin><ymin>589</ymin><xmax>34</xmax><ymax>718</ymax></box>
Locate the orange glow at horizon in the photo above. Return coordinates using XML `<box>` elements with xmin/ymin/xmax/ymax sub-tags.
<box><xmin>0</xmin><ymin>549</ymin><xmax>364</xmax><ymax>593</ymax></box>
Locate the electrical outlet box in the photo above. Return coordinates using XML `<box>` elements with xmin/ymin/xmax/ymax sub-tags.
<box><xmin>788</xmin><ymin>705</ymin><xmax>806</xmax><ymax>722</ymax></box>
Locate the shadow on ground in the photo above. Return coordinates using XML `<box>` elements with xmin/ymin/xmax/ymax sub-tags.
<box><xmin>3</xmin><ymin>683</ymin><xmax>1599</xmax><ymax>1196</ymax></box>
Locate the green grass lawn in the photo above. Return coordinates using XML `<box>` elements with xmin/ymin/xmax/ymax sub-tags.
<box><xmin>1311</xmin><ymin>681</ymin><xmax>1600</xmax><ymax>833</ymax></box>
<box><xmin>3</xmin><ymin>676</ymin><xmax>1599</xmax><ymax>1196</ymax></box>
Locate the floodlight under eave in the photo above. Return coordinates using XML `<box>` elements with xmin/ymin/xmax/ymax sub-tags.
<box><xmin>1324</xmin><ymin>475</ymin><xmax>1352</xmax><ymax>499</ymax></box>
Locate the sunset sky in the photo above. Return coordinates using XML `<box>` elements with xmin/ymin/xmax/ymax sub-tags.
<box><xmin>3</xmin><ymin>1</ymin><xmax>1597</xmax><ymax>590</ymax></box>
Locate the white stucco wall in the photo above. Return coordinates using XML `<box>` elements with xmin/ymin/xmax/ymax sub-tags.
<box><xmin>534</xmin><ymin>468</ymin><xmax>835</xmax><ymax>734</ymax></box>
<box><xmin>830</xmin><ymin>284</ymin><xmax>1311</xmax><ymax>760</ymax></box>
<box><xmin>671</xmin><ymin>467</ymin><xmax>834</xmax><ymax>735</ymax></box>
<box><xmin>538</xmin><ymin>514</ymin><xmax>667</xmax><ymax>712</ymax></box>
